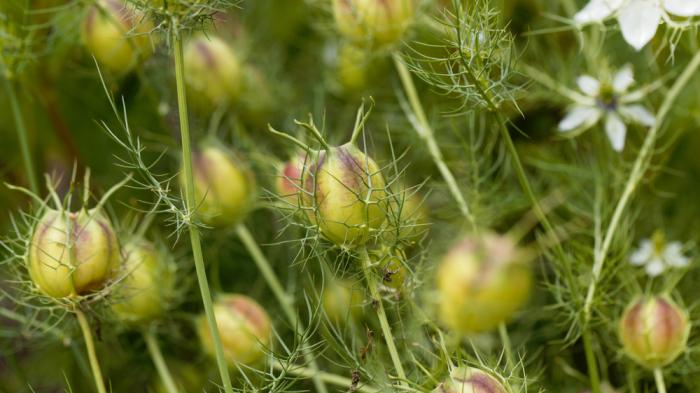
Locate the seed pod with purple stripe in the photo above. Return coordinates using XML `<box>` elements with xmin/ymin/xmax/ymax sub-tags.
<box><xmin>332</xmin><ymin>0</ymin><xmax>415</xmax><ymax>46</ymax></box>
<box><xmin>302</xmin><ymin>143</ymin><xmax>386</xmax><ymax>246</ymax></box>
<box><xmin>618</xmin><ymin>295</ymin><xmax>690</xmax><ymax>369</ymax></box>
<box><xmin>433</xmin><ymin>366</ymin><xmax>509</xmax><ymax>393</ymax></box>
<box><xmin>27</xmin><ymin>208</ymin><xmax>120</xmax><ymax>298</ymax></box>
<box><xmin>184</xmin><ymin>35</ymin><xmax>242</xmax><ymax>109</ymax></box>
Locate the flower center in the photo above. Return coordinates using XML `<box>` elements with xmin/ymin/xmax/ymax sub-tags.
<box><xmin>596</xmin><ymin>85</ymin><xmax>618</xmax><ymax>111</ymax></box>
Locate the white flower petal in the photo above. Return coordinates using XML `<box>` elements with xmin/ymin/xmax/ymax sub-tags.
<box><xmin>605</xmin><ymin>112</ymin><xmax>627</xmax><ymax>151</ymax></box>
<box><xmin>613</xmin><ymin>64</ymin><xmax>635</xmax><ymax>92</ymax></box>
<box><xmin>630</xmin><ymin>239</ymin><xmax>653</xmax><ymax>265</ymax></box>
<box><xmin>558</xmin><ymin>106</ymin><xmax>601</xmax><ymax>131</ymax></box>
<box><xmin>577</xmin><ymin>75</ymin><xmax>602</xmax><ymax>96</ymax></box>
<box><xmin>663</xmin><ymin>242</ymin><xmax>690</xmax><ymax>267</ymax></box>
<box><xmin>645</xmin><ymin>258</ymin><xmax>666</xmax><ymax>277</ymax></box>
<box><xmin>617</xmin><ymin>1</ymin><xmax>662</xmax><ymax>51</ymax></box>
<box><xmin>575</xmin><ymin>0</ymin><xmax>625</xmax><ymax>23</ymax></box>
<box><xmin>663</xmin><ymin>0</ymin><xmax>700</xmax><ymax>17</ymax></box>
<box><xmin>619</xmin><ymin>105</ymin><xmax>656</xmax><ymax>127</ymax></box>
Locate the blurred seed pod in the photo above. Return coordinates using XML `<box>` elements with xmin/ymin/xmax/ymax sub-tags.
<box><xmin>183</xmin><ymin>34</ymin><xmax>242</xmax><ymax>110</ymax></box>
<box><xmin>332</xmin><ymin>0</ymin><xmax>415</xmax><ymax>46</ymax></box>
<box><xmin>111</xmin><ymin>239</ymin><xmax>175</xmax><ymax>323</ymax></box>
<box><xmin>197</xmin><ymin>294</ymin><xmax>272</xmax><ymax>367</ymax></box>
<box><xmin>436</xmin><ymin>232</ymin><xmax>532</xmax><ymax>333</ymax></box>
<box><xmin>618</xmin><ymin>295</ymin><xmax>690</xmax><ymax>369</ymax></box>
<box><xmin>433</xmin><ymin>366</ymin><xmax>509</xmax><ymax>393</ymax></box>
<box><xmin>183</xmin><ymin>142</ymin><xmax>256</xmax><ymax>227</ymax></box>
<box><xmin>81</xmin><ymin>0</ymin><xmax>153</xmax><ymax>74</ymax></box>
<box><xmin>302</xmin><ymin>143</ymin><xmax>386</xmax><ymax>246</ymax></box>
<box><xmin>28</xmin><ymin>208</ymin><xmax>120</xmax><ymax>298</ymax></box>
<box><xmin>275</xmin><ymin>154</ymin><xmax>306</xmax><ymax>207</ymax></box>
<box><xmin>322</xmin><ymin>278</ymin><xmax>364</xmax><ymax>323</ymax></box>
<box><xmin>337</xmin><ymin>43</ymin><xmax>371</xmax><ymax>93</ymax></box>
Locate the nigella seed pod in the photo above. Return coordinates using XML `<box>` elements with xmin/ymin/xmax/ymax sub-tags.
<box><xmin>302</xmin><ymin>143</ymin><xmax>386</xmax><ymax>246</ymax></box>
<box><xmin>184</xmin><ymin>143</ymin><xmax>255</xmax><ymax>227</ymax></box>
<box><xmin>184</xmin><ymin>35</ymin><xmax>242</xmax><ymax>109</ymax></box>
<box><xmin>322</xmin><ymin>279</ymin><xmax>364</xmax><ymax>323</ymax></box>
<box><xmin>197</xmin><ymin>294</ymin><xmax>272</xmax><ymax>366</ymax></box>
<box><xmin>618</xmin><ymin>296</ymin><xmax>690</xmax><ymax>369</ymax></box>
<box><xmin>81</xmin><ymin>0</ymin><xmax>153</xmax><ymax>74</ymax></box>
<box><xmin>111</xmin><ymin>240</ymin><xmax>174</xmax><ymax>323</ymax></box>
<box><xmin>332</xmin><ymin>0</ymin><xmax>415</xmax><ymax>46</ymax></box>
<box><xmin>436</xmin><ymin>232</ymin><xmax>532</xmax><ymax>333</ymax></box>
<box><xmin>28</xmin><ymin>208</ymin><xmax>120</xmax><ymax>298</ymax></box>
<box><xmin>337</xmin><ymin>43</ymin><xmax>370</xmax><ymax>93</ymax></box>
<box><xmin>434</xmin><ymin>367</ymin><xmax>509</xmax><ymax>393</ymax></box>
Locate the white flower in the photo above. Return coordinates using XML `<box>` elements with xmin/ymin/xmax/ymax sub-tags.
<box><xmin>575</xmin><ymin>0</ymin><xmax>700</xmax><ymax>50</ymax></box>
<box><xmin>630</xmin><ymin>235</ymin><xmax>690</xmax><ymax>277</ymax></box>
<box><xmin>558</xmin><ymin>65</ymin><xmax>655</xmax><ymax>151</ymax></box>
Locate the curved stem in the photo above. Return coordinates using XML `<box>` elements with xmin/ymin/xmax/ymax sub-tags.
<box><xmin>75</xmin><ymin>308</ymin><xmax>107</xmax><ymax>393</ymax></box>
<box><xmin>4</xmin><ymin>77</ymin><xmax>39</xmax><ymax>194</ymax></box>
<box><xmin>172</xmin><ymin>28</ymin><xmax>234</xmax><ymax>393</ymax></box>
<box><xmin>143</xmin><ymin>328</ymin><xmax>180</xmax><ymax>393</ymax></box>
<box><xmin>272</xmin><ymin>361</ymin><xmax>381</xmax><ymax>393</ymax></box>
<box><xmin>359</xmin><ymin>248</ymin><xmax>408</xmax><ymax>388</ymax></box>
<box><xmin>654</xmin><ymin>368</ymin><xmax>667</xmax><ymax>393</ymax></box>
<box><xmin>235</xmin><ymin>225</ymin><xmax>329</xmax><ymax>393</ymax></box>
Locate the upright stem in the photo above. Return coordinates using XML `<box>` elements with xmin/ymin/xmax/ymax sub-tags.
<box><xmin>498</xmin><ymin>322</ymin><xmax>515</xmax><ymax>371</ymax></box>
<box><xmin>654</xmin><ymin>368</ymin><xmax>667</xmax><ymax>393</ymax></box>
<box><xmin>172</xmin><ymin>28</ymin><xmax>234</xmax><ymax>393</ymax></box>
<box><xmin>392</xmin><ymin>54</ymin><xmax>474</xmax><ymax>225</ymax></box>
<box><xmin>359</xmin><ymin>248</ymin><xmax>408</xmax><ymax>388</ymax></box>
<box><xmin>582</xmin><ymin>330</ymin><xmax>601</xmax><ymax>393</ymax></box>
<box><xmin>235</xmin><ymin>225</ymin><xmax>329</xmax><ymax>393</ymax></box>
<box><xmin>143</xmin><ymin>328</ymin><xmax>180</xmax><ymax>393</ymax></box>
<box><xmin>75</xmin><ymin>309</ymin><xmax>107</xmax><ymax>393</ymax></box>
<box><xmin>4</xmin><ymin>77</ymin><xmax>39</xmax><ymax>194</ymax></box>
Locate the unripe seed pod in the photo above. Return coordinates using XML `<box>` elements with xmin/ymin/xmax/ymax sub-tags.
<box><xmin>434</xmin><ymin>366</ymin><xmax>509</xmax><ymax>393</ymax></box>
<box><xmin>81</xmin><ymin>0</ymin><xmax>153</xmax><ymax>74</ymax></box>
<box><xmin>618</xmin><ymin>296</ymin><xmax>690</xmax><ymax>369</ymax></box>
<box><xmin>197</xmin><ymin>294</ymin><xmax>272</xmax><ymax>366</ymax></box>
<box><xmin>332</xmin><ymin>0</ymin><xmax>415</xmax><ymax>46</ymax></box>
<box><xmin>322</xmin><ymin>279</ymin><xmax>364</xmax><ymax>323</ymax></box>
<box><xmin>379</xmin><ymin>252</ymin><xmax>408</xmax><ymax>291</ymax></box>
<box><xmin>302</xmin><ymin>143</ymin><xmax>386</xmax><ymax>246</ymax></box>
<box><xmin>183</xmin><ymin>143</ymin><xmax>255</xmax><ymax>227</ymax></box>
<box><xmin>184</xmin><ymin>35</ymin><xmax>242</xmax><ymax>109</ymax></box>
<box><xmin>436</xmin><ymin>232</ymin><xmax>531</xmax><ymax>333</ymax></box>
<box><xmin>28</xmin><ymin>208</ymin><xmax>120</xmax><ymax>298</ymax></box>
<box><xmin>337</xmin><ymin>43</ymin><xmax>370</xmax><ymax>93</ymax></box>
<box><xmin>111</xmin><ymin>240</ymin><xmax>174</xmax><ymax>323</ymax></box>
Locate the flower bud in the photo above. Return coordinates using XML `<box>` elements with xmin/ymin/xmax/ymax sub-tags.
<box><xmin>332</xmin><ymin>0</ymin><xmax>415</xmax><ymax>46</ymax></box>
<box><xmin>618</xmin><ymin>296</ymin><xmax>690</xmax><ymax>369</ymax></box>
<box><xmin>302</xmin><ymin>143</ymin><xmax>386</xmax><ymax>246</ymax></box>
<box><xmin>197</xmin><ymin>294</ymin><xmax>272</xmax><ymax>366</ymax></box>
<box><xmin>184</xmin><ymin>35</ymin><xmax>242</xmax><ymax>109</ymax></box>
<box><xmin>322</xmin><ymin>279</ymin><xmax>364</xmax><ymax>323</ymax></box>
<box><xmin>28</xmin><ymin>208</ymin><xmax>120</xmax><ymax>298</ymax></box>
<box><xmin>434</xmin><ymin>366</ymin><xmax>508</xmax><ymax>393</ymax></box>
<box><xmin>184</xmin><ymin>143</ymin><xmax>255</xmax><ymax>227</ymax></box>
<box><xmin>436</xmin><ymin>232</ymin><xmax>531</xmax><ymax>333</ymax></box>
<box><xmin>111</xmin><ymin>240</ymin><xmax>174</xmax><ymax>323</ymax></box>
<box><xmin>81</xmin><ymin>0</ymin><xmax>153</xmax><ymax>74</ymax></box>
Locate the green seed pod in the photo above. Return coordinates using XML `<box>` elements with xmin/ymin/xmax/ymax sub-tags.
<box><xmin>81</xmin><ymin>0</ymin><xmax>153</xmax><ymax>74</ymax></box>
<box><xmin>436</xmin><ymin>232</ymin><xmax>532</xmax><ymax>333</ymax></box>
<box><xmin>434</xmin><ymin>366</ymin><xmax>509</xmax><ymax>393</ymax></box>
<box><xmin>183</xmin><ymin>143</ymin><xmax>256</xmax><ymax>227</ymax></box>
<box><xmin>379</xmin><ymin>251</ymin><xmax>408</xmax><ymax>292</ymax></box>
<box><xmin>184</xmin><ymin>35</ymin><xmax>242</xmax><ymax>109</ymax></box>
<box><xmin>337</xmin><ymin>43</ymin><xmax>370</xmax><ymax>93</ymax></box>
<box><xmin>197</xmin><ymin>294</ymin><xmax>272</xmax><ymax>367</ymax></box>
<box><xmin>332</xmin><ymin>0</ymin><xmax>415</xmax><ymax>46</ymax></box>
<box><xmin>27</xmin><ymin>208</ymin><xmax>120</xmax><ymax>298</ymax></box>
<box><xmin>302</xmin><ymin>143</ymin><xmax>386</xmax><ymax>246</ymax></box>
<box><xmin>111</xmin><ymin>240</ymin><xmax>174</xmax><ymax>323</ymax></box>
<box><xmin>322</xmin><ymin>278</ymin><xmax>363</xmax><ymax>323</ymax></box>
<box><xmin>618</xmin><ymin>296</ymin><xmax>690</xmax><ymax>369</ymax></box>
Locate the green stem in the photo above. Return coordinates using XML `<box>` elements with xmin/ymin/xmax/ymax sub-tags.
<box><xmin>75</xmin><ymin>309</ymin><xmax>107</xmax><ymax>393</ymax></box>
<box><xmin>498</xmin><ymin>322</ymin><xmax>515</xmax><ymax>371</ymax></box>
<box><xmin>3</xmin><ymin>77</ymin><xmax>39</xmax><ymax>194</ymax></box>
<box><xmin>392</xmin><ymin>53</ymin><xmax>474</xmax><ymax>225</ymax></box>
<box><xmin>582</xmin><ymin>330</ymin><xmax>601</xmax><ymax>393</ymax></box>
<box><xmin>272</xmin><ymin>361</ymin><xmax>381</xmax><ymax>393</ymax></box>
<box><xmin>235</xmin><ymin>225</ymin><xmax>329</xmax><ymax>393</ymax></box>
<box><xmin>143</xmin><ymin>328</ymin><xmax>180</xmax><ymax>393</ymax></box>
<box><xmin>172</xmin><ymin>28</ymin><xmax>234</xmax><ymax>393</ymax></box>
<box><xmin>359</xmin><ymin>248</ymin><xmax>408</xmax><ymax>388</ymax></box>
<box><xmin>654</xmin><ymin>368</ymin><xmax>667</xmax><ymax>393</ymax></box>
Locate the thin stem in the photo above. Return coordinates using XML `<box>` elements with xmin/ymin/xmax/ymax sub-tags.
<box><xmin>144</xmin><ymin>328</ymin><xmax>180</xmax><ymax>393</ymax></box>
<box><xmin>654</xmin><ymin>368</ymin><xmax>667</xmax><ymax>393</ymax></box>
<box><xmin>75</xmin><ymin>308</ymin><xmax>107</xmax><ymax>393</ymax></box>
<box><xmin>272</xmin><ymin>361</ymin><xmax>381</xmax><ymax>393</ymax></box>
<box><xmin>4</xmin><ymin>77</ymin><xmax>39</xmax><ymax>194</ymax></box>
<box><xmin>582</xmin><ymin>330</ymin><xmax>601</xmax><ymax>393</ymax></box>
<box><xmin>498</xmin><ymin>322</ymin><xmax>515</xmax><ymax>371</ymax></box>
<box><xmin>235</xmin><ymin>224</ymin><xmax>329</xmax><ymax>393</ymax></box>
<box><xmin>392</xmin><ymin>53</ymin><xmax>474</xmax><ymax>225</ymax></box>
<box><xmin>359</xmin><ymin>247</ymin><xmax>408</xmax><ymax>388</ymax></box>
<box><xmin>172</xmin><ymin>28</ymin><xmax>234</xmax><ymax>393</ymax></box>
